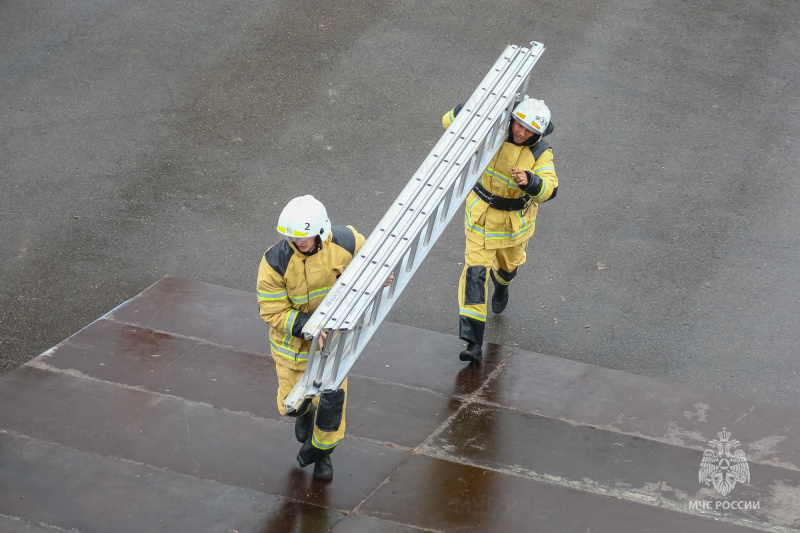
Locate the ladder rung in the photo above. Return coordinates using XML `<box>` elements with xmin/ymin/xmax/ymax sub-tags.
<box><xmin>282</xmin><ymin>42</ymin><xmax>545</xmax><ymax>414</ymax></box>
<box><xmin>321</xmin><ymin>51</ymin><xmax>538</xmax><ymax>325</ymax></box>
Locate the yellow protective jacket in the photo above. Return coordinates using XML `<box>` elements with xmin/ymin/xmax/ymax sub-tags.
<box><xmin>443</xmin><ymin>103</ymin><xmax>558</xmax><ymax>250</ymax></box>
<box><xmin>257</xmin><ymin>225</ymin><xmax>365</xmax><ymax>368</ymax></box>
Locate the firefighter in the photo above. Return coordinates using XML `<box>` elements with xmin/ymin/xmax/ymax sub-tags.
<box><xmin>256</xmin><ymin>195</ymin><xmax>366</xmax><ymax>481</ymax></box>
<box><xmin>442</xmin><ymin>96</ymin><xmax>558</xmax><ymax>363</ymax></box>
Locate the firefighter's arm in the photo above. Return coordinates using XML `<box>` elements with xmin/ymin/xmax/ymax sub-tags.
<box><xmin>257</xmin><ymin>256</ymin><xmax>309</xmax><ymax>339</ymax></box>
<box><xmin>442</xmin><ymin>103</ymin><xmax>465</xmax><ymax>129</ymax></box>
<box><xmin>522</xmin><ymin>148</ymin><xmax>558</xmax><ymax>203</ymax></box>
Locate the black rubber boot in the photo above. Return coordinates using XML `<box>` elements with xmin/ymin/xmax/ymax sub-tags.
<box><xmin>490</xmin><ymin>270</ymin><xmax>509</xmax><ymax>314</ymax></box>
<box><xmin>294</xmin><ymin>404</ymin><xmax>316</xmax><ymax>443</ymax></box>
<box><xmin>313</xmin><ymin>454</ymin><xmax>334</xmax><ymax>481</ymax></box>
<box><xmin>296</xmin><ymin>439</ymin><xmax>326</xmax><ymax>468</ymax></box>
<box><xmin>459</xmin><ymin>342</ymin><xmax>483</xmax><ymax>364</ymax></box>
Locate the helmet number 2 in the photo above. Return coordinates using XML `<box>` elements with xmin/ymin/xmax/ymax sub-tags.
<box><xmin>304</xmin><ymin>223</ymin><xmax>311</xmax><ymax>231</ymax></box>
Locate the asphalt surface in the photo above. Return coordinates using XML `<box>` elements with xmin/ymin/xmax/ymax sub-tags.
<box><xmin>2</xmin><ymin>0</ymin><xmax>799</xmax><ymax>407</ymax></box>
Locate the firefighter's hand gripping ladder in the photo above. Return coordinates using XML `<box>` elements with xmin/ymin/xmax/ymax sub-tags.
<box><xmin>283</xmin><ymin>42</ymin><xmax>546</xmax><ymax>415</ymax></box>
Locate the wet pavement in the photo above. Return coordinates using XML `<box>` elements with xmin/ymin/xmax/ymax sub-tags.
<box><xmin>1</xmin><ymin>278</ymin><xmax>798</xmax><ymax>532</ymax></box>
<box><xmin>3</xmin><ymin>0</ymin><xmax>800</xmax><ymax>415</ymax></box>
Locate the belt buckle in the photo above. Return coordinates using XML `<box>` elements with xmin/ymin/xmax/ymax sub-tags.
<box><xmin>522</xmin><ymin>197</ymin><xmax>534</xmax><ymax>215</ymax></box>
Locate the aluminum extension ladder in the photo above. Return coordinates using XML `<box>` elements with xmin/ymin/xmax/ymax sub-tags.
<box><xmin>283</xmin><ymin>42</ymin><xmax>546</xmax><ymax>415</ymax></box>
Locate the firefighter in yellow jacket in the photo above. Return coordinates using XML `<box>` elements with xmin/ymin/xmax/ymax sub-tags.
<box><xmin>442</xmin><ymin>96</ymin><xmax>558</xmax><ymax>363</ymax></box>
<box><xmin>257</xmin><ymin>195</ymin><xmax>365</xmax><ymax>481</ymax></box>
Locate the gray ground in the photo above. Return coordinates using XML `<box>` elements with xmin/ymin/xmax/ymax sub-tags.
<box><xmin>2</xmin><ymin>0</ymin><xmax>799</xmax><ymax>407</ymax></box>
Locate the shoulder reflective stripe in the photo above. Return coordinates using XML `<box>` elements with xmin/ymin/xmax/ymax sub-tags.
<box><xmin>459</xmin><ymin>308</ymin><xmax>487</xmax><ymax>322</ymax></box>
<box><xmin>330</xmin><ymin>226</ymin><xmax>356</xmax><ymax>255</ymax></box>
<box><xmin>264</xmin><ymin>240</ymin><xmax>295</xmax><ymax>277</ymax></box>
<box><xmin>257</xmin><ymin>289</ymin><xmax>288</xmax><ymax>301</ymax></box>
<box><xmin>534</xmin><ymin>166</ymin><xmax>555</xmax><ymax>175</ymax></box>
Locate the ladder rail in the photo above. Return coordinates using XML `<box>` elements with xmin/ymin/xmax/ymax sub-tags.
<box><xmin>310</xmin><ymin>46</ymin><xmax>542</xmax><ymax>332</ymax></box>
<box><xmin>328</xmin><ymin>106</ymin><xmax>513</xmax><ymax>331</ymax></box>
<box><xmin>282</xmin><ymin>42</ymin><xmax>546</xmax><ymax>413</ymax></box>
<box><xmin>335</xmin><ymin>45</ymin><xmax>524</xmax><ymax>257</ymax></box>
<box><xmin>296</xmin><ymin>137</ymin><xmax>502</xmax><ymax>394</ymax></box>
<box><xmin>304</xmin><ymin>48</ymin><xmax>520</xmax><ymax>299</ymax></box>
<box><xmin>302</xmin><ymin>46</ymin><xmax>531</xmax><ymax>333</ymax></box>
<box><xmin>326</xmin><ymin>62</ymin><xmax>538</xmax><ymax>327</ymax></box>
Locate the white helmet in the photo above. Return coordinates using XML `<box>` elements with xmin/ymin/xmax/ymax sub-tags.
<box><xmin>277</xmin><ymin>195</ymin><xmax>331</xmax><ymax>241</ymax></box>
<box><xmin>512</xmin><ymin>96</ymin><xmax>550</xmax><ymax>135</ymax></box>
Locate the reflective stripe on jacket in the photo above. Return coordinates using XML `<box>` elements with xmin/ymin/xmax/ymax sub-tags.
<box><xmin>257</xmin><ymin>225</ymin><xmax>365</xmax><ymax>367</ymax></box>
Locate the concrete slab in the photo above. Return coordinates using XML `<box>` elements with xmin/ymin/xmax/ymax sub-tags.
<box><xmin>357</xmin><ymin>454</ymin><xmax>763</xmax><ymax>533</ymax></box>
<box><xmin>0</xmin><ymin>366</ymin><xmax>408</xmax><ymax>512</ymax></box>
<box><xmin>328</xmin><ymin>514</ymin><xmax>435</xmax><ymax>533</ymax></box>
<box><xmin>479</xmin><ymin>349</ymin><xmax>800</xmax><ymax>470</ymax></box>
<box><xmin>38</xmin><ymin>309</ymin><xmax>462</xmax><ymax>449</ymax></box>
<box><xmin>422</xmin><ymin>403</ymin><xmax>799</xmax><ymax>527</ymax></box>
<box><xmin>1</xmin><ymin>278</ymin><xmax>798</xmax><ymax>531</ymax></box>
<box><xmin>352</xmin><ymin>323</ymin><xmax>514</xmax><ymax>398</ymax></box>
<box><xmin>0</xmin><ymin>432</ymin><xmax>342</xmax><ymax>533</ymax></box>
<box><xmin>37</xmin><ymin>318</ymin><xmax>276</xmax><ymax>417</ymax></box>
<box><xmin>107</xmin><ymin>277</ymin><xmax>268</xmax><ymax>356</ymax></box>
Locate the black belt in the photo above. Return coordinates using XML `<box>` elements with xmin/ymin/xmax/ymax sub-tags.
<box><xmin>472</xmin><ymin>183</ymin><xmax>531</xmax><ymax>211</ymax></box>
